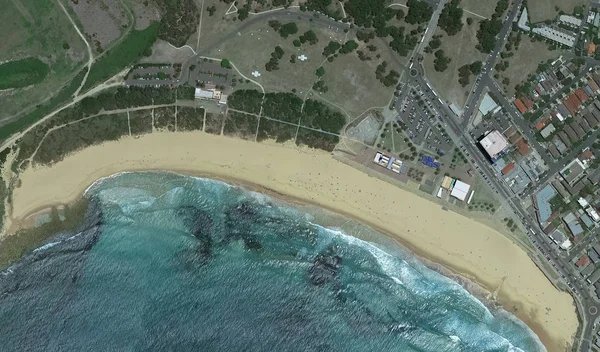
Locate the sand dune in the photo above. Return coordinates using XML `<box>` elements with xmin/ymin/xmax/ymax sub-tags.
<box><xmin>10</xmin><ymin>132</ymin><xmax>578</xmax><ymax>351</ymax></box>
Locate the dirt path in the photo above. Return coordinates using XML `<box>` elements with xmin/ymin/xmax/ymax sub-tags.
<box><xmin>195</xmin><ymin>0</ymin><xmax>205</xmax><ymax>52</ymax></box>
<box><xmin>55</xmin><ymin>0</ymin><xmax>94</xmax><ymax>97</ymax></box>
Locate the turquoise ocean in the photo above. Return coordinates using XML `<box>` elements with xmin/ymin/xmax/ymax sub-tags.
<box><xmin>0</xmin><ymin>171</ymin><xmax>546</xmax><ymax>351</ymax></box>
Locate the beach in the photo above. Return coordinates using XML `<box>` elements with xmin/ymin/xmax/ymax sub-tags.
<box><xmin>8</xmin><ymin>132</ymin><xmax>578</xmax><ymax>351</ymax></box>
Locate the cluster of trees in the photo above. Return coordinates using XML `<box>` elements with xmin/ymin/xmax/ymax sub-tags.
<box><xmin>321</xmin><ymin>40</ymin><xmax>358</xmax><ymax>60</ymax></box>
<box><xmin>457</xmin><ymin>61</ymin><xmax>482</xmax><ymax>86</ymax></box>
<box><xmin>227</xmin><ymin>90</ymin><xmax>346</xmax><ymax>151</ymax></box>
<box><xmin>375</xmin><ymin>61</ymin><xmax>400</xmax><ymax>87</ymax></box>
<box><xmin>268</xmin><ymin>20</ymin><xmax>298</xmax><ymax>38</ymax></box>
<box><xmin>433</xmin><ymin>50</ymin><xmax>451</xmax><ymax>72</ymax></box>
<box><xmin>294</xmin><ymin>30</ymin><xmax>318</xmax><ymax>46</ymax></box>
<box><xmin>356</xmin><ymin>30</ymin><xmax>375</xmax><ymax>43</ymax></box>
<box><xmin>301</xmin><ymin>0</ymin><xmax>343</xmax><ymax>20</ymax></box>
<box><xmin>228</xmin><ymin>89</ymin><xmax>264</xmax><ymax>114</ymax></box>
<box><xmin>405</xmin><ymin>0</ymin><xmax>433</xmax><ymax>24</ymax></box>
<box><xmin>265</xmin><ymin>46</ymin><xmax>285</xmax><ymax>71</ymax></box>
<box><xmin>15</xmin><ymin>86</ymin><xmax>192</xmax><ymax>167</ymax></box>
<box><xmin>322</xmin><ymin>41</ymin><xmax>341</xmax><ymax>57</ymax></box>
<box><xmin>155</xmin><ymin>0</ymin><xmax>199</xmax><ymax>47</ymax></box>
<box><xmin>206</xmin><ymin>5</ymin><xmax>216</xmax><ymax>16</ymax></box>
<box><xmin>339</xmin><ymin>40</ymin><xmax>358</xmax><ymax>54</ymax></box>
<box><xmin>438</xmin><ymin>0</ymin><xmax>463</xmax><ymax>36</ymax></box>
<box><xmin>476</xmin><ymin>0</ymin><xmax>508</xmax><ymax>53</ymax></box>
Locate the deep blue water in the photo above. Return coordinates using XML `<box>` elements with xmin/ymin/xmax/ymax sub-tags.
<box><xmin>0</xmin><ymin>171</ymin><xmax>545</xmax><ymax>351</ymax></box>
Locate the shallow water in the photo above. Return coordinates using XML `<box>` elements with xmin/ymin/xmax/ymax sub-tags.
<box><xmin>0</xmin><ymin>171</ymin><xmax>545</xmax><ymax>351</ymax></box>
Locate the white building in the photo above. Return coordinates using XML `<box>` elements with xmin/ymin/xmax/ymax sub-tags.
<box><xmin>532</xmin><ymin>26</ymin><xmax>576</xmax><ymax>47</ymax></box>
<box><xmin>518</xmin><ymin>7</ymin><xmax>530</xmax><ymax>31</ymax></box>
<box><xmin>479</xmin><ymin>130</ymin><xmax>510</xmax><ymax>162</ymax></box>
<box><xmin>450</xmin><ymin>180</ymin><xmax>471</xmax><ymax>201</ymax></box>
<box><xmin>559</xmin><ymin>15</ymin><xmax>582</xmax><ymax>27</ymax></box>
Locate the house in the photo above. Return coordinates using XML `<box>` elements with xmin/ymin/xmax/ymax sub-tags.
<box><xmin>515</xmin><ymin>138</ymin><xmax>530</xmax><ymax>156</ymax></box>
<box><xmin>561</xmin><ymin>159</ymin><xmax>587</xmax><ymax>185</ymax></box>
<box><xmin>564</xmin><ymin>212</ymin><xmax>584</xmax><ymax>236</ymax></box>
<box><xmin>514</xmin><ymin>98</ymin><xmax>527</xmax><ymax>113</ymax></box>
<box><xmin>554</xmin><ymin>138</ymin><xmax>568</xmax><ymax>154</ymax></box>
<box><xmin>576</xmin><ymin>255</ymin><xmax>590</xmax><ymax>267</ymax></box>
<box><xmin>540</xmin><ymin>124</ymin><xmax>556</xmax><ymax>139</ymax></box>
<box><xmin>501</xmin><ymin>162</ymin><xmax>515</xmax><ymax>175</ymax></box>
<box><xmin>564</xmin><ymin>125</ymin><xmax>579</xmax><ymax>142</ymax></box>
<box><xmin>571</xmin><ymin>122</ymin><xmax>586</xmax><ymax>139</ymax></box>
<box><xmin>548</xmin><ymin>144</ymin><xmax>561</xmax><ymax>158</ymax></box>
<box><xmin>558</xmin><ymin>131</ymin><xmax>572</xmax><ymax>148</ymax></box>
<box><xmin>576</xmin><ymin>89</ymin><xmax>589</xmax><ymax>103</ymax></box>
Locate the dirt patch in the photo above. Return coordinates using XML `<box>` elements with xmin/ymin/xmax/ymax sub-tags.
<box><xmin>527</xmin><ymin>0</ymin><xmax>585</xmax><ymax>23</ymax></box>
<box><xmin>423</xmin><ymin>15</ymin><xmax>486</xmax><ymax>107</ymax></box>
<box><xmin>140</xmin><ymin>39</ymin><xmax>195</xmax><ymax>64</ymax></box>
<box><xmin>130</xmin><ymin>0</ymin><xmax>160</xmax><ymax>30</ymax></box>
<box><xmin>67</xmin><ymin>0</ymin><xmax>130</xmax><ymax>51</ymax></box>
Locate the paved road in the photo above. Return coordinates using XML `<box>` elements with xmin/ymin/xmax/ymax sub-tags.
<box><xmin>461</xmin><ymin>0</ymin><xmax>523</xmax><ymax>129</ymax></box>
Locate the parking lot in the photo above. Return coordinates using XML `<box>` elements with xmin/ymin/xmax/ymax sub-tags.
<box><xmin>397</xmin><ymin>88</ymin><xmax>453</xmax><ymax>157</ymax></box>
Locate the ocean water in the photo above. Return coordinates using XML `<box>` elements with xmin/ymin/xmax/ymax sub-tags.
<box><xmin>0</xmin><ymin>171</ymin><xmax>546</xmax><ymax>352</ymax></box>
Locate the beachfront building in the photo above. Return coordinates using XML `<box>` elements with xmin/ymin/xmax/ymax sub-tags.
<box><xmin>194</xmin><ymin>86</ymin><xmax>228</xmax><ymax>104</ymax></box>
<box><xmin>450</xmin><ymin>180</ymin><xmax>471</xmax><ymax>202</ymax></box>
<box><xmin>533</xmin><ymin>184</ymin><xmax>557</xmax><ymax>227</ymax></box>
<box><xmin>479</xmin><ymin>130</ymin><xmax>510</xmax><ymax>163</ymax></box>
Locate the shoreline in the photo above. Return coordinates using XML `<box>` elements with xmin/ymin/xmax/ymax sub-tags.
<box><xmin>5</xmin><ymin>132</ymin><xmax>578</xmax><ymax>351</ymax></box>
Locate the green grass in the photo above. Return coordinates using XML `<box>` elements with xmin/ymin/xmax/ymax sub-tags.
<box><xmin>0</xmin><ymin>57</ymin><xmax>50</xmax><ymax>89</ymax></box>
<box><xmin>0</xmin><ymin>68</ymin><xmax>87</xmax><ymax>143</ymax></box>
<box><xmin>82</xmin><ymin>22</ymin><xmax>159</xmax><ymax>91</ymax></box>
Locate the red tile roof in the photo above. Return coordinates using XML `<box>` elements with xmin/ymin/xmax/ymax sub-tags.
<box><xmin>501</xmin><ymin>162</ymin><xmax>515</xmax><ymax>175</ymax></box>
<box><xmin>576</xmin><ymin>89</ymin><xmax>589</xmax><ymax>103</ymax></box>
<box><xmin>576</xmin><ymin>255</ymin><xmax>589</xmax><ymax>267</ymax></box>
<box><xmin>514</xmin><ymin>98</ymin><xmax>527</xmax><ymax>113</ymax></box>
<box><xmin>515</xmin><ymin>138</ymin><xmax>530</xmax><ymax>156</ymax></box>
<box><xmin>536</xmin><ymin>116</ymin><xmax>550</xmax><ymax>131</ymax></box>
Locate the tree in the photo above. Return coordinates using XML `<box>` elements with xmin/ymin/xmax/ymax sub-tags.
<box><xmin>469</xmin><ymin>61</ymin><xmax>482</xmax><ymax>74</ymax></box>
<box><xmin>405</xmin><ymin>0</ymin><xmax>434</xmax><ymax>24</ymax></box>
<box><xmin>278</xmin><ymin>22</ymin><xmax>298</xmax><ymax>38</ymax></box>
<box><xmin>467</xmin><ymin>17</ymin><xmax>473</xmax><ymax>25</ymax></box>
<box><xmin>476</xmin><ymin>17</ymin><xmax>502</xmax><ymax>53</ymax></box>
<box><xmin>338</xmin><ymin>40</ymin><xmax>358</xmax><ymax>54</ymax></box>
<box><xmin>438</xmin><ymin>0</ymin><xmax>463</xmax><ymax>36</ymax></box>
<box><xmin>207</xmin><ymin>5</ymin><xmax>216</xmax><ymax>16</ymax></box>
<box><xmin>268</xmin><ymin>20</ymin><xmax>282</xmax><ymax>31</ymax></box>
<box><xmin>299</xmin><ymin>30</ymin><xmax>318</xmax><ymax>44</ymax></box>
<box><xmin>316</xmin><ymin>66</ymin><xmax>325</xmax><ymax>77</ymax></box>
<box><xmin>293</xmin><ymin>39</ymin><xmax>301</xmax><ymax>47</ymax></box>
<box><xmin>433</xmin><ymin>49</ymin><xmax>451</xmax><ymax>72</ymax></box>
<box><xmin>220</xmin><ymin>59</ymin><xmax>231</xmax><ymax>68</ymax></box>
<box><xmin>428</xmin><ymin>37</ymin><xmax>441</xmax><ymax>49</ymax></box>
<box><xmin>322</xmin><ymin>41</ymin><xmax>341</xmax><ymax>56</ymax></box>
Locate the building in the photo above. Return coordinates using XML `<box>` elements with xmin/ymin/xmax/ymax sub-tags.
<box><xmin>479</xmin><ymin>130</ymin><xmax>510</xmax><ymax>162</ymax></box>
<box><xmin>532</xmin><ymin>26</ymin><xmax>577</xmax><ymax>47</ymax></box>
<box><xmin>194</xmin><ymin>87</ymin><xmax>228</xmax><ymax>104</ymax></box>
<box><xmin>576</xmin><ymin>255</ymin><xmax>590</xmax><ymax>267</ymax></box>
<box><xmin>534</xmin><ymin>184</ymin><xmax>557</xmax><ymax>225</ymax></box>
<box><xmin>441</xmin><ymin>176</ymin><xmax>454</xmax><ymax>190</ymax></box>
<box><xmin>560</xmin><ymin>159</ymin><xmax>587</xmax><ymax>185</ymax></box>
<box><xmin>478</xmin><ymin>93</ymin><xmax>500</xmax><ymax>115</ymax></box>
<box><xmin>587</xmin><ymin>207</ymin><xmax>600</xmax><ymax>221</ymax></box>
<box><xmin>515</xmin><ymin>138</ymin><xmax>530</xmax><ymax>156</ymax></box>
<box><xmin>514</xmin><ymin>98</ymin><xmax>528</xmax><ymax>113</ymax></box>
<box><xmin>559</xmin><ymin>14</ymin><xmax>583</xmax><ymax>27</ymax></box>
<box><xmin>588</xmin><ymin>268</ymin><xmax>600</xmax><ymax>284</ymax></box>
<box><xmin>564</xmin><ymin>212</ymin><xmax>584</xmax><ymax>236</ymax></box>
<box><xmin>549</xmin><ymin>229</ymin><xmax>572</xmax><ymax>249</ymax></box>
<box><xmin>581</xmin><ymin>213</ymin><xmax>594</xmax><ymax>228</ymax></box>
<box><xmin>540</xmin><ymin>124</ymin><xmax>556</xmax><ymax>139</ymax></box>
<box><xmin>450</xmin><ymin>180</ymin><xmax>471</xmax><ymax>202</ymax></box>
<box><xmin>501</xmin><ymin>162</ymin><xmax>515</xmax><ymax>175</ymax></box>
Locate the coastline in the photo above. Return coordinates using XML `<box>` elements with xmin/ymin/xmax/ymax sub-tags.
<box><xmin>6</xmin><ymin>131</ymin><xmax>577</xmax><ymax>351</ymax></box>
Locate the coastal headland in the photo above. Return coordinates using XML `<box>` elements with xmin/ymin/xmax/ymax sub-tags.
<box><xmin>8</xmin><ymin>132</ymin><xmax>578</xmax><ymax>351</ymax></box>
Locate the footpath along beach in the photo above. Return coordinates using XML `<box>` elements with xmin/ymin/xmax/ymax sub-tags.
<box><xmin>8</xmin><ymin>132</ymin><xmax>578</xmax><ymax>351</ymax></box>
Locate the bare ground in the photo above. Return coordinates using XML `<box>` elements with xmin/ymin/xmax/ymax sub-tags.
<box><xmin>66</xmin><ymin>0</ymin><xmax>130</xmax><ymax>51</ymax></box>
<box><xmin>527</xmin><ymin>0</ymin><xmax>586</xmax><ymax>23</ymax></box>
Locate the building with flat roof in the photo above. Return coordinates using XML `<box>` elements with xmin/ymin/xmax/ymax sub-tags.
<box><xmin>559</xmin><ymin>15</ymin><xmax>582</xmax><ymax>27</ymax></box>
<box><xmin>479</xmin><ymin>130</ymin><xmax>510</xmax><ymax>162</ymax></box>
<box><xmin>478</xmin><ymin>93</ymin><xmax>500</xmax><ymax>115</ymax></box>
<box><xmin>534</xmin><ymin>184</ymin><xmax>557</xmax><ymax>225</ymax></box>
<box><xmin>532</xmin><ymin>26</ymin><xmax>577</xmax><ymax>47</ymax></box>
<box><xmin>441</xmin><ymin>176</ymin><xmax>454</xmax><ymax>190</ymax></box>
<box><xmin>450</xmin><ymin>180</ymin><xmax>471</xmax><ymax>201</ymax></box>
<box><xmin>540</xmin><ymin>123</ymin><xmax>556</xmax><ymax>139</ymax></box>
<box><xmin>561</xmin><ymin>159</ymin><xmax>587</xmax><ymax>185</ymax></box>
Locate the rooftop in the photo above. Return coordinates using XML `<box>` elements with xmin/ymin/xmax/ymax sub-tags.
<box><xmin>480</xmin><ymin>130</ymin><xmax>509</xmax><ymax>161</ymax></box>
<box><xmin>534</xmin><ymin>184</ymin><xmax>557</xmax><ymax>223</ymax></box>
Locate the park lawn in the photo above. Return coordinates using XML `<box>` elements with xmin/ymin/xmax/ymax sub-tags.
<box><xmin>317</xmin><ymin>42</ymin><xmax>401</xmax><ymax>119</ymax></box>
<box><xmin>0</xmin><ymin>0</ymin><xmax>88</xmax><ymax>121</ymax></box>
<box><xmin>205</xmin><ymin>19</ymin><xmax>346</xmax><ymax>95</ymax></box>
<box><xmin>0</xmin><ymin>57</ymin><xmax>50</xmax><ymax>90</ymax></box>
<box><xmin>460</xmin><ymin>0</ymin><xmax>498</xmax><ymax>19</ymax></box>
<box><xmin>498</xmin><ymin>35</ymin><xmax>562</xmax><ymax>97</ymax></box>
<box><xmin>192</xmin><ymin>0</ymin><xmax>246</xmax><ymax>53</ymax></box>
<box><xmin>423</xmin><ymin>15</ymin><xmax>486</xmax><ymax>107</ymax></box>
<box><xmin>527</xmin><ymin>0</ymin><xmax>586</xmax><ymax>23</ymax></box>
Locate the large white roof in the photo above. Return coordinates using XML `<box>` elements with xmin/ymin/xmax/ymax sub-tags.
<box><xmin>480</xmin><ymin>130</ymin><xmax>509</xmax><ymax>158</ymax></box>
<box><xmin>450</xmin><ymin>180</ymin><xmax>470</xmax><ymax>201</ymax></box>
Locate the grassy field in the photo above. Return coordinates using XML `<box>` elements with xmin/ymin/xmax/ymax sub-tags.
<box><xmin>193</xmin><ymin>0</ymin><xmax>242</xmax><ymax>53</ymax></box>
<box><xmin>423</xmin><ymin>15</ymin><xmax>486</xmax><ymax>107</ymax></box>
<box><xmin>0</xmin><ymin>0</ymin><xmax>88</xmax><ymax>121</ymax></box>
<box><xmin>0</xmin><ymin>57</ymin><xmax>50</xmax><ymax>89</ymax></box>
<box><xmin>460</xmin><ymin>0</ymin><xmax>496</xmax><ymax>18</ymax></box>
<box><xmin>316</xmin><ymin>43</ymin><xmax>402</xmax><ymax>118</ymax></box>
<box><xmin>498</xmin><ymin>35</ymin><xmax>561</xmax><ymax>97</ymax></box>
<box><xmin>82</xmin><ymin>22</ymin><xmax>159</xmax><ymax>91</ymax></box>
<box><xmin>527</xmin><ymin>0</ymin><xmax>586</xmax><ymax>23</ymax></box>
<box><xmin>205</xmin><ymin>19</ymin><xmax>346</xmax><ymax>96</ymax></box>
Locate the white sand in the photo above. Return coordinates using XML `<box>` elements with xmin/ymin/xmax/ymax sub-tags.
<box><xmin>9</xmin><ymin>132</ymin><xmax>578</xmax><ymax>351</ymax></box>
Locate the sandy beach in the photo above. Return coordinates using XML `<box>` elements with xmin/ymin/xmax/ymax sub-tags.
<box><xmin>8</xmin><ymin>132</ymin><xmax>578</xmax><ymax>351</ymax></box>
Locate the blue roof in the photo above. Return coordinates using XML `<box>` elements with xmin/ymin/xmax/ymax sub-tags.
<box><xmin>567</xmin><ymin>221</ymin><xmax>584</xmax><ymax>236</ymax></box>
<box><xmin>535</xmin><ymin>184</ymin><xmax>557</xmax><ymax>223</ymax></box>
<box><xmin>581</xmin><ymin>214</ymin><xmax>594</xmax><ymax>228</ymax></box>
